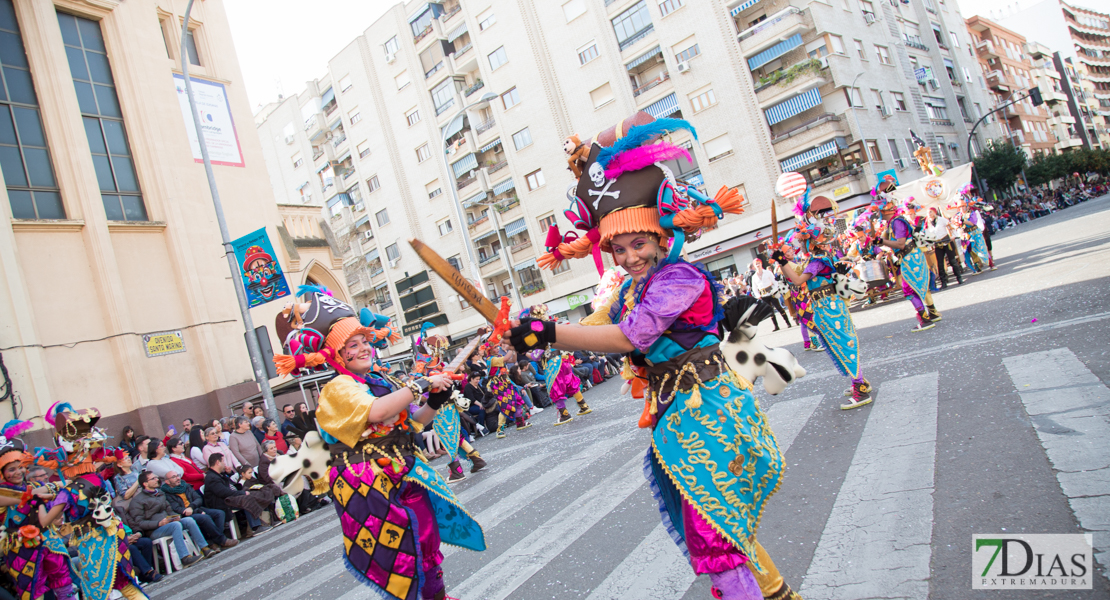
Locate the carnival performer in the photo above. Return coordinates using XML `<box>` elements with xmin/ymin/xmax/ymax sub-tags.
<box><xmin>511</xmin><ymin>112</ymin><xmax>798</xmax><ymax>600</ymax></box>
<box><xmin>520</xmin><ymin>306</ymin><xmax>592</xmax><ymax>426</ymax></box>
<box><xmin>956</xmin><ymin>192</ymin><xmax>993</xmax><ymax>272</ymax></box>
<box><xmin>0</xmin><ymin>421</ymin><xmax>77</xmax><ymax>600</ymax></box>
<box><xmin>485</xmin><ymin>358</ymin><xmax>532</xmax><ymax>438</ymax></box>
<box><xmin>36</xmin><ymin>405</ymin><xmax>146</xmax><ymax>600</ymax></box>
<box><xmin>273</xmin><ymin>286</ymin><xmax>484</xmax><ymax>600</ymax></box>
<box><xmin>871</xmin><ymin>177</ymin><xmax>941</xmax><ymax>331</ymax></box>
<box><xmin>778</xmin><ymin>238</ymin><xmax>823</xmax><ymax>353</ymax></box>
<box><xmin>901</xmin><ymin>199</ymin><xmax>939</xmax><ymax>284</ymax></box>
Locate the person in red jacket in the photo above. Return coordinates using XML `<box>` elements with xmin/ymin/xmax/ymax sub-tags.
<box><xmin>166</xmin><ymin>437</ymin><xmax>206</xmax><ymax>490</ymax></box>
<box><xmin>261</xmin><ymin>419</ymin><xmax>288</xmax><ymax>454</ymax></box>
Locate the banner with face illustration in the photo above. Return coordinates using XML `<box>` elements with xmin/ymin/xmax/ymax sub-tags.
<box><xmin>231</xmin><ymin>227</ymin><xmax>291</xmax><ymax>307</ymax></box>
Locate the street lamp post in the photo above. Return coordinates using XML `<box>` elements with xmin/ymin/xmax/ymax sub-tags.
<box><xmin>441</xmin><ymin>93</ymin><xmax>498</xmax><ymax>287</ymax></box>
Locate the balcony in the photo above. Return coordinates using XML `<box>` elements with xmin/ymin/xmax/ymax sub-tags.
<box><xmin>975</xmin><ymin>39</ymin><xmax>999</xmax><ymax>60</ymax></box>
<box><xmin>633</xmin><ymin>71</ymin><xmax>671</xmax><ymax>97</ymax></box>
<box><xmin>619</xmin><ymin>26</ymin><xmax>655</xmax><ymax>52</ymax></box>
<box><xmin>480</xmin><ymin>251</ymin><xmax>508</xmax><ymax>277</ymax></box>
<box><xmin>904</xmin><ymin>34</ymin><xmax>929</xmax><ymax>52</ymax></box>
<box><xmin>468</xmin><ymin>215</ymin><xmax>493</xmax><ymax>237</ymax></box>
<box><xmin>462</xmin><ymin>79</ymin><xmax>485</xmax><ymax>98</ymax></box>
<box><xmin>739</xmin><ymin>8</ymin><xmax>809</xmax><ymax>58</ymax></box>
<box><xmin>986</xmin><ymin>70</ymin><xmax>1011</xmax><ymax>92</ymax></box>
<box><xmin>475</xmin><ymin>117</ymin><xmax>496</xmax><ymax>136</ymax></box>
<box><xmin>496</xmin><ymin>198</ymin><xmax>522</xmax><ymax>222</ymax></box>
<box><xmin>771</xmin><ymin>113</ymin><xmax>847</xmax><ymax>157</ymax></box>
<box><xmin>510</xmin><ymin>239</ymin><xmax>533</xmax><ymax>258</ymax></box>
<box><xmin>930</xmin><ymin>118</ymin><xmax>955</xmax><ymax>127</ymax></box>
<box><xmin>486</xmin><ymin>159</ymin><xmax>508</xmax><ymax>174</ymax></box>
<box><xmin>1049</xmin><ymin>112</ymin><xmax>1077</xmax><ymax>126</ymax></box>
<box><xmin>811</xmin><ymin>166</ymin><xmax>865</xmax><ymax>195</ymax></box>
<box><xmin>755</xmin><ymin>58</ymin><xmax>828</xmax><ymax>107</ymax></box>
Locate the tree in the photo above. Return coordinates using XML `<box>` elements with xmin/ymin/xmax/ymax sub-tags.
<box><xmin>1026</xmin><ymin>152</ymin><xmax>1067</xmax><ymax>188</ymax></box>
<box><xmin>975</xmin><ymin>138</ymin><xmax>1026</xmax><ymax>195</ymax></box>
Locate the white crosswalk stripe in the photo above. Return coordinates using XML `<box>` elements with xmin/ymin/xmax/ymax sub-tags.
<box><xmin>1003</xmin><ymin>348</ymin><xmax>1110</xmax><ymax>576</ymax></box>
<box><xmin>801</xmin><ymin>373</ymin><xmax>940</xmax><ymax>600</ymax></box>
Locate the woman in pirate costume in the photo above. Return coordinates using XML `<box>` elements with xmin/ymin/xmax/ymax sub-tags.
<box><xmin>519</xmin><ymin>306</ymin><xmax>591</xmax><ymax>426</ymax></box>
<box><xmin>273</xmin><ymin>287</ymin><xmax>484</xmax><ymax>600</ymax></box>
<box><xmin>0</xmin><ymin>421</ymin><xmax>76</xmax><ymax>600</ymax></box>
<box><xmin>509</xmin><ymin>112</ymin><xmax>798</xmax><ymax>600</ymax></box>
<box><xmin>37</xmin><ymin>405</ymin><xmax>145</xmax><ymax>600</ymax></box>
<box><xmin>870</xmin><ymin>177</ymin><xmax>942</xmax><ymax>332</ymax></box>
<box><xmin>485</xmin><ymin>358</ymin><xmax>531</xmax><ymax>439</ymax></box>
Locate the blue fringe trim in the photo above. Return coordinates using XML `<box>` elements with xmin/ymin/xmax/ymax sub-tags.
<box><xmin>643</xmin><ymin>448</ymin><xmax>691</xmax><ymax>564</ymax></box>
<box><xmin>596</xmin><ymin>118</ymin><xmax>697</xmax><ymax>169</ymax></box>
<box><xmin>296</xmin><ymin>284</ymin><xmax>331</xmax><ymax>298</ymax></box>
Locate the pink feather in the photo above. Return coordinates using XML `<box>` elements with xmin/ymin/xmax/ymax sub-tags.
<box><xmin>1</xmin><ymin>420</ymin><xmax>32</xmax><ymax>439</ymax></box>
<box><xmin>604</xmin><ymin>143</ymin><xmax>691</xmax><ymax>180</ymax></box>
<box><xmin>792</xmin><ymin>199</ymin><xmax>807</xmax><ymax>218</ymax></box>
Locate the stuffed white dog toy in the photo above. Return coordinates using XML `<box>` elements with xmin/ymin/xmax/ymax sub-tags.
<box><xmin>834</xmin><ymin>272</ymin><xmax>869</xmax><ymax>300</ymax></box>
<box><xmin>719</xmin><ymin>296</ymin><xmax>806</xmax><ymax>395</ymax></box>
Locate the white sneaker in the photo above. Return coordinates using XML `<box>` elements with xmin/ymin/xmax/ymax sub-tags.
<box><xmin>531</xmin><ymin>406</ymin><xmax>544</xmax><ymax>413</ymax></box>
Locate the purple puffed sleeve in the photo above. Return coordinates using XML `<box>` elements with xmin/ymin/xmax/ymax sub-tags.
<box><xmin>618</xmin><ymin>263</ymin><xmax>707</xmax><ymax>353</ymax></box>
<box><xmin>891</xmin><ymin>218</ymin><xmax>911</xmax><ymax>240</ymax></box>
<box><xmin>804</xmin><ymin>260</ymin><xmax>831</xmax><ymax>278</ymax></box>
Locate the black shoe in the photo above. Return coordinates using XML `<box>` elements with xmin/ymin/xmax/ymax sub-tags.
<box><xmin>181</xmin><ymin>554</ymin><xmax>201</xmax><ymax>568</ymax></box>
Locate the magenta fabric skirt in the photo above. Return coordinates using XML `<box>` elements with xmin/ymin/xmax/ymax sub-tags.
<box><xmin>681</xmin><ymin>497</ymin><xmax>749</xmax><ymax>575</ymax></box>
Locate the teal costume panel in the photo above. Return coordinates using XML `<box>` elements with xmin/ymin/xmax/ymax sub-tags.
<box><xmin>900</xmin><ymin>246</ymin><xmax>931</xmax><ymax>299</ymax></box>
<box><xmin>967</xmin><ymin>229</ymin><xmax>990</xmax><ymax>264</ymax></box>
<box><xmin>404</xmin><ymin>459</ymin><xmax>485</xmax><ymax>552</ymax></box>
<box><xmin>649</xmin><ymin>376</ymin><xmax>783</xmax><ymax>573</ymax></box>
<box><xmin>808</xmin><ymin>292</ymin><xmax>861</xmax><ymax>378</ymax></box>
<box><xmin>431</xmin><ymin>404</ymin><xmax>461</xmax><ymax>460</ymax></box>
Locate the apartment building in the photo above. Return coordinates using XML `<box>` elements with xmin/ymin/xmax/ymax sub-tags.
<box><xmin>996</xmin><ymin>0</ymin><xmax>1110</xmax><ymax>150</ymax></box>
<box><xmin>256</xmin><ymin>0</ymin><xmax>1000</xmax><ymax>354</ymax></box>
<box><xmin>966</xmin><ymin>16</ymin><xmax>1054</xmax><ymax>157</ymax></box>
<box><xmin>1025</xmin><ymin>42</ymin><xmax>1086</xmax><ymax>152</ymax></box>
<box><xmin>0</xmin><ymin>0</ymin><xmax>293</xmax><ymax>441</ymax></box>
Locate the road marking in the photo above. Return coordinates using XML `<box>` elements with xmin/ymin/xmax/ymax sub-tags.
<box><xmin>583</xmin><ymin>394</ymin><xmax>824</xmax><ymax>599</ymax></box>
<box><xmin>453</xmin><ymin>452</ymin><xmax>547</xmax><ymax>504</ymax></box>
<box><xmin>475</xmin><ymin>414</ymin><xmax>633</xmax><ymax>460</ymax></box>
<box><xmin>801</xmin><ymin>372</ymin><xmax>939</xmax><ymax>600</ymax></box>
<box><xmin>1003</xmin><ymin>348</ymin><xmax>1110</xmax><ymax>575</ymax></box>
<box><xmin>441</xmin><ymin>429</ymin><xmax>639</xmax><ymax>558</ymax></box>
<box><xmin>448</xmin><ymin>452</ymin><xmax>648</xmax><ymax>600</ymax></box>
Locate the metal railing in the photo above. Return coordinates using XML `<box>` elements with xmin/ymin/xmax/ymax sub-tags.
<box><xmin>771</xmin><ymin>113</ymin><xmax>840</xmax><ymax>143</ymax></box>
<box><xmin>475</xmin><ymin>117</ymin><xmax>496</xmax><ymax>134</ymax></box>
<box><xmin>478</xmin><ymin>254</ymin><xmax>499</xmax><ymax>266</ymax></box>
<box><xmin>464</xmin><ymin>80</ymin><xmax>485</xmax><ymax>97</ymax></box>
<box><xmin>456</xmin><ymin>174</ymin><xmax>476</xmax><ymax>189</ymax></box>
<box><xmin>425</xmin><ymin>61</ymin><xmax>444</xmax><ymax>80</ymax></box>
<box><xmin>904</xmin><ymin>34</ymin><xmax>929</xmax><ymax>51</ymax></box>
<box><xmin>633</xmin><ymin>72</ymin><xmax>670</xmax><ymax>97</ymax></box>
<box><xmin>435</xmin><ymin>97</ymin><xmax>456</xmax><ymax>116</ymax></box>
<box><xmin>454</xmin><ymin>42</ymin><xmax>473</xmax><ymax>57</ymax></box>
<box><xmin>812</xmin><ymin>166</ymin><xmax>862</xmax><ymax>188</ymax></box>
<box><xmin>737</xmin><ymin>7</ymin><xmax>802</xmax><ymax>43</ymax></box>
<box><xmin>618</xmin><ymin>25</ymin><xmax>655</xmax><ymax>51</ymax></box>
<box><xmin>487</xmin><ymin>160</ymin><xmax>508</xmax><ymax>173</ymax></box>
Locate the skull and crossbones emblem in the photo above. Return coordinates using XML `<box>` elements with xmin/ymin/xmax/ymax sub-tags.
<box><xmin>586</xmin><ymin>162</ymin><xmax>619</xmax><ymax>209</ymax></box>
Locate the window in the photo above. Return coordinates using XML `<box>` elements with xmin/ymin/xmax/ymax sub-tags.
<box><xmin>357</xmin><ymin>140</ymin><xmax>370</xmax><ymax>159</ymax></box>
<box><xmin>339</xmin><ymin>75</ymin><xmax>352</xmax><ymax>93</ymax></box>
<box><xmin>447</xmin><ymin>255</ymin><xmax>462</xmax><ymax>272</ymax></box>
<box><xmin>159</xmin><ymin>18</ymin><xmax>174</xmax><ymax>59</ymax></box>
<box><xmin>956</xmin><ymin>97</ymin><xmax>970</xmax><ymax>120</ymax></box>
<box><xmin>612</xmin><ymin>1</ymin><xmax>653</xmax><ymax>51</ymax></box>
<box><xmin>367</xmin><ymin>175</ymin><xmax>380</xmax><ymax>193</ymax></box>
<box><xmin>689</xmin><ymin>88</ymin><xmax>716</xmax><ymax>112</ymax></box>
<box><xmin>427</xmin><ymin>180</ymin><xmax>442</xmax><ymax>199</ymax></box>
<box><xmin>659</xmin><ymin>0</ymin><xmax>684</xmax><ymax>17</ymax></box>
<box><xmin>675</xmin><ymin>40</ymin><xmax>700</xmax><ymax>63</ymax></box>
<box><xmin>590</xmin><ymin>83</ymin><xmax>614</xmax><ymax>108</ymax></box>
<box><xmin>184</xmin><ymin>29</ymin><xmax>202</xmax><ymax>66</ymax></box>
<box><xmin>931</xmin><ymin>23</ymin><xmax>944</xmax><ymax>47</ymax></box>
<box><xmin>829</xmin><ymin>34</ymin><xmax>846</xmax><ymax>55</ymax></box>
<box><xmin>854</xmin><ymin>39</ymin><xmax>866</xmax><ymax>60</ymax></box>
<box><xmin>438</xmin><ymin>219</ymin><xmax>453</xmax><ymax>236</ymax></box>
<box><xmin>703</xmin><ymin>134</ymin><xmax>733</xmax><ymax>162</ymax></box>
<box><xmin>578</xmin><ymin>41</ymin><xmax>599</xmax><ymax>65</ymax></box>
<box><xmin>892</xmin><ymin>92</ymin><xmax>907</xmax><ymax>111</ymax></box>
<box><xmin>348</xmin><ymin>108</ymin><xmax>361</xmax><ymax>125</ymax></box>
<box><xmin>0</xmin><ymin>0</ymin><xmax>63</xmax><ymax>220</ymax></box>
<box><xmin>395</xmin><ymin>70</ymin><xmax>411</xmax><ymax>90</ymax></box>
<box><xmin>563</xmin><ymin>0</ymin><xmax>587</xmax><ymax>22</ymax></box>
<box><xmin>478</xmin><ymin>10</ymin><xmax>496</xmax><ymax>30</ymax></box>
<box><xmin>539</xmin><ymin>214</ymin><xmax>557</xmax><ymax>232</ymax></box>
<box><xmin>488</xmin><ymin>46</ymin><xmax>508</xmax><ymax>70</ymax></box>
<box><xmin>525</xmin><ymin>169</ymin><xmax>545</xmax><ymax>190</ymax></box>
<box><xmin>431</xmin><ymin>79</ymin><xmax>455</xmax><ymax>115</ymax></box>
<box><xmin>512</xmin><ymin>127</ymin><xmax>533</xmax><ymax>150</ymax></box>
<box><xmin>328</xmin><ymin>194</ymin><xmax>345</xmax><ymax>217</ymax></box>
<box><xmin>553</xmin><ymin>261</ymin><xmax>572</xmax><ymax>275</ymax></box>
<box><xmin>501</xmin><ymin>87</ymin><xmax>521</xmax><ymax>110</ymax></box>
<box><xmin>860</xmin><ymin>0</ymin><xmax>875</xmax><ymax>14</ymax></box>
<box><xmin>406</xmin><ymin>108</ymin><xmax>421</xmax><ymax>126</ymax></box>
<box><xmin>386</xmin><ymin>243</ymin><xmax>400</xmax><ymax>261</ymax></box>
<box><xmin>875</xmin><ymin>45</ymin><xmax>891</xmax><ymax>65</ymax></box>
<box><xmin>887</xmin><ymin>139</ymin><xmax>901</xmax><ymax>161</ymax></box>
<box><xmin>949</xmin><ymin>30</ymin><xmax>959</xmax><ymax>47</ymax></box>
<box><xmin>962</xmin><ymin>66</ymin><xmax>972</xmax><ymax>83</ymax></box>
<box><xmin>845</xmin><ymin>87</ymin><xmax>863</xmax><ymax>107</ymax></box>
<box><xmin>871</xmin><ymin>89</ymin><xmax>883</xmax><ymax>111</ymax></box>
<box><xmin>927</xmin><ymin>103</ymin><xmax>948</xmax><ymax>120</ymax></box>
<box><xmin>292</xmin><ymin>153</ymin><xmax>303</xmax><ymax>169</ymax></box>
<box><xmin>385</xmin><ymin>36</ymin><xmax>400</xmax><ymax>57</ymax></box>
<box><xmin>904</xmin><ymin>138</ymin><xmax>916</xmax><ymax>159</ymax></box>
<box><xmin>376</xmin><ymin>208</ymin><xmax>390</xmax><ymax>226</ymax></box>
<box><xmin>60</xmin><ymin>12</ymin><xmax>146</xmax><ymax>221</ymax></box>
<box><xmin>416</xmin><ymin>143</ymin><xmax>431</xmax><ymax>162</ymax></box>
<box><xmin>866</xmin><ymin>140</ymin><xmax>882</xmax><ymax>162</ymax></box>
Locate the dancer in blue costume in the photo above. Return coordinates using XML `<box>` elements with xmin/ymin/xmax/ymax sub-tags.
<box><xmin>870</xmin><ymin>176</ymin><xmax>942</xmax><ymax>332</ymax></box>
<box><xmin>510</xmin><ymin>112</ymin><xmax>798</xmax><ymax>600</ymax></box>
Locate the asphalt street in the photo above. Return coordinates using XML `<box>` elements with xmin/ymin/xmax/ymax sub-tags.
<box><xmin>147</xmin><ymin>194</ymin><xmax>1110</xmax><ymax>600</ymax></box>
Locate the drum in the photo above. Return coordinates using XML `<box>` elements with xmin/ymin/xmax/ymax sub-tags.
<box><xmin>860</xmin><ymin>260</ymin><xmax>889</xmax><ymax>283</ymax></box>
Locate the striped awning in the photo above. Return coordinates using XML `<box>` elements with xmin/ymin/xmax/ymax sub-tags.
<box><xmin>731</xmin><ymin>0</ymin><xmax>762</xmax><ymax>17</ymax></box>
<box><xmin>365</xmin><ymin>249</ymin><xmax>380</xmax><ymax>262</ymax></box>
<box><xmin>441</xmin><ymin>114</ymin><xmax>467</xmax><ymax>139</ymax></box>
<box><xmin>748</xmin><ymin>33</ymin><xmax>803</xmax><ymax>70</ymax></box>
<box><xmin>480</xmin><ymin>138</ymin><xmax>502</xmax><ymax>153</ymax></box>
<box><xmin>462</xmin><ymin>191</ymin><xmax>488</xmax><ymax>207</ymax></box>
<box><xmin>447</xmin><ymin>22</ymin><xmax>468</xmax><ymax>42</ymax></box>
<box><xmin>473</xmin><ymin>229</ymin><xmax>499</xmax><ymax>243</ymax></box>
<box><xmin>492</xmin><ymin>178</ymin><xmax>515</xmax><ymax>195</ymax></box>
<box><xmin>780</xmin><ymin>140</ymin><xmax>839</xmax><ymax>172</ymax></box>
<box><xmin>355</xmin><ymin>215</ymin><xmax>370</xmax><ymax>228</ymax></box>
<box><xmin>321</xmin><ymin>87</ymin><xmax>336</xmax><ymax>106</ymax></box>
<box><xmin>645</xmin><ymin>93</ymin><xmax>680</xmax><ymax>119</ymax></box>
<box><xmin>374</xmin><ymin>281</ymin><xmax>388</xmax><ymax>290</ymax></box>
<box><xmin>764</xmin><ymin>87</ymin><xmax>822</xmax><ymax>126</ymax></box>
<box><xmin>504</xmin><ymin>218</ymin><xmax>527</xmax><ymax>236</ymax></box>
<box><xmin>514</xmin><ymin>258</ymin><xmax>537</xmax><ymax>271</ymax></box>
<box><xmin>626</xmin><ymin>46</ymin><xmax>662</xmax><ymax>70</ymax></box>
<box><xmin>451</xmin><ymin>153</ymin><xmax>478</xmax><ymax>178</ymax></box>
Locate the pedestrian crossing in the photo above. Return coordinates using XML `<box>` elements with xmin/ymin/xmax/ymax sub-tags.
<box><xmin>151</xmin><ymin>347</ymin><xmax>1109</xmax><ymax>600</ymax></box>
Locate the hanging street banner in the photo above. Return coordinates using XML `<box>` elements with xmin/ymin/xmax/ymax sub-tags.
<box><xmin>173</xmin><ymin>74</ymin><xmax>245</xmax><ymax>167</ymax></box>
<box><xmin>143</xmin><ymin>330</ymin><xmax>186</xmax><ymax>358</ymax></box>
<box><xmin>231</xmin><ymin>227</ymin><xmax>291</xmax><ymax>307</ymax></box>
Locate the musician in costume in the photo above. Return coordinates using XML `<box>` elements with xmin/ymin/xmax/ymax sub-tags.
<box><xmin>37</xmin><ymin>405</ymin><xmax>146</xmax><ymax>600</ymax></box>
<box><xmin>871</xmin><ymin>177</ymin><xmax>941</xmax><ymax>331</ymax></box>
<box><xmin>955</xmin><ymin>191</ymin><xmax>993</xmax><ymax>272</ymax></box>
<box><xmin>272</xmin><ymin>287</ymin><xmax>484</xmax><ymax>600</ymax></box>
<box><xmin>0</xmin><ymin>421</ymin><xmax>77</xmax><ymax>600</ymax></box>
<box><xmin>778</xmin><ymin>238</ymin><xmax>823</xmax><ymax>353</ymax></box>
<box><xmin>520</xmin><ymin>306</ymin><xmax>592</xmax><ymax>426</ymax></box>
<box><xmin>901</xmin><ymin>199</ymin><xmax>939</xmax><ymax>283</ymax></box>
<box><xmin>510</xmin><ymin>112</ymin><xmax>798</xmax><ymax>600</ymax></box>
<box><xmin>485</xmin><ymin>358</ymin><xmax>532</xmax><ymax>438</ymax></box>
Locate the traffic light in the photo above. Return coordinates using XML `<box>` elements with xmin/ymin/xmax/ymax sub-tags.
<box><xmin>1029</xmin><ymin>87</ymin><xmax>1043</xmax><ymax>106</ymax></box>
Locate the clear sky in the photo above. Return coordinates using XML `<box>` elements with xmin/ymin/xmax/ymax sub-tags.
<box><xmin>226</xmin><ymin>0</ymin><xmax>393</xmax><ymax>112</ymax></box>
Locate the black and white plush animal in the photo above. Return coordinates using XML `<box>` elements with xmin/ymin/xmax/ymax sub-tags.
<box><xmin>719</xmin><ymin>296</ymin><xmax>806</xmax><ymax>395</ymax></box>
<box><xmin>834</xmin><ymin>273</ymin><xmax>868</xmax><ymax>300</ymax></box>
<box><xmin>91</xmin><ymin>491</ymin><xmax>117</xmax><ymax>529</ymax></box>
<box><xmin>268</xmin><ymin>430</ymin><xmax>333</xmax><ymax>498</ymax></box>
<box><xmin>911</xmin><ymin>228</ymin><xmax>937</xmax><ymax>251</ymax></box>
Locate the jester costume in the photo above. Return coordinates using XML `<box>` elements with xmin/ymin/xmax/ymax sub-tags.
<box><xmin>273</xmin><ymin>287</ymin><xmax>485</xmax><ymax>600</ymax></box>
<box><xmin>520</xmin><ymin>112</ymin><xmax>800</xmax><ymax>600</ymax></box>
<box><xmin>0</xmin><ymin>425</ymin><xmax>76</xmax><ymax>600</ymax></box>
<box><xmin>542</xmin><ymin>350</ymin><xmax>591</xmax><ymax>425</ymax></box>
<box><xmin>872</xmin><ymin>181</ymin><xmax>941</xmax><ymax>331</ymax></box>
<box><xmin>958</xmin><ymin>202</ymin><xmax>992</xmax><ymax>271</ymax></box>
<box><xmin>485</xmin><ymin>358</ymin><xmax>531</xmax><ymax>438</ymax></box>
